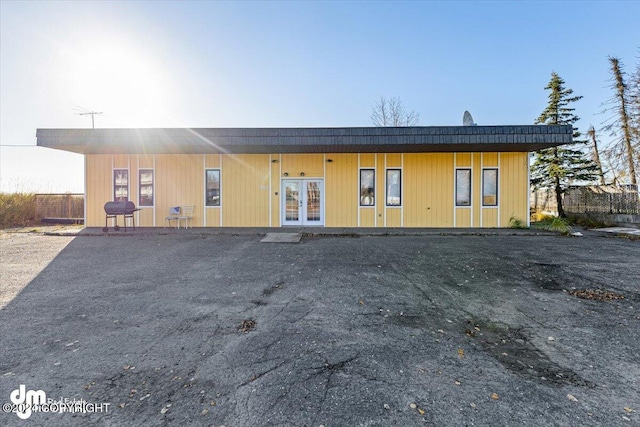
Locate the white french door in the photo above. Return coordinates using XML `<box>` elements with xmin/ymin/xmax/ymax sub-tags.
<box><xmin>281</xmin><ymin>179</ymin><xmax>323</xmax><ymax>226</ymax></box>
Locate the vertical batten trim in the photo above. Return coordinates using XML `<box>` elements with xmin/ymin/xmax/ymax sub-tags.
<box><xmin>374</xmin><ymin>154</ymin><xmax>378</xmax><ymax>227</ymax></box>
<box><xmin>323</xmin><ymin>153</ymin><xmax>327</xmax><ymax>228</ymax></box>
<box><xmin>383</xmin><ymin>153</ymin><xmax>387</xmax><ymax>228</ymax></box>
<box><xmin>400</xmin><ymin>153</ymin><xmax>404</xmax><ymax>227</ymax></box>
<box><xmin>498</xmin><ymin>153</ymin><xmax>501</xmax><ymax>227</ymax></box>
<box><xmin>136</xmin><ymin>155</ymin><xmax>140</xmax><ymax>226</ymax></box>
<box><xmin>357</xmin><ymin>153</ymin><xmax>361</xmax><ymax>228</ymax></box>
<box><xmin>269</xmin><ymin>154</ymin><xmax>272</xmax><ymax>227</ymax></box>
<box><xmin>203</xmin><ymin>155</ymin><xmax>206</xmax><ymax>227</ymax></box>
<box><xmin>526</xmin><ymin>152</ymin><xmax>530</xmax><ymax>228</ymax></box>
<box><xmin>480</xmin><ymin>153</ymin><xmax>483</xmax><ymax>228</ymax></box>
<box><xmin>470</xmin><ymin>153</ymin><xmax>474</xmax><ymax>228</ymax></box>
<box><xmin>219</xmin><ymin>154</ymin><xmax>223</xmax><ymax>227</ymax></box>
<box><xmin>279</xmin><ymin>154</ymin><xmax>282</xmax><ymax>226</ymax></box>
<box><xmin>83</xmin><ymin>155</ymin><xmax>88</xmax><ymax>227</ymax></box>
<box><xmin>453</xmin><ymin>153</ymin><xmax>457</xmax><ymax>228</ymax></box>
<box><xmin>152</xmin><ymin>155</ymin><xmax>156</xmax><ymax>227</ymax></box>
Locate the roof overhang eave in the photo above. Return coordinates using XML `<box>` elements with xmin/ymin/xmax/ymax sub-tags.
<box><xmin>38</xmin><ymin>142</ymin><xmax>566</xmax><ymax>155</ymax></box>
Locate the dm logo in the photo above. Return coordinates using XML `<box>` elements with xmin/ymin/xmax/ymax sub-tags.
<box><xmin>10</xmin><ymin>384</ymin><xmax>46</xmax><ymax>420</ymax></box>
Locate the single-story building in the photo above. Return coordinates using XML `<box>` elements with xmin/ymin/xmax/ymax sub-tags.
<box><xmin>36</xmin><ymin>125</ymin><xmax>572</xmax><ymax>228</ymax></box>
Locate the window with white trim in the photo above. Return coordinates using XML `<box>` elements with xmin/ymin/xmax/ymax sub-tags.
<box><xmin>482</xmin><ymin>168</ymin><xmax>498</xmax><ymax>206</ymax></box>
<box><xmin>139</xmin><ymin>169</ymin><xmax>154</xmax><ymax>207</ymax></box>
<box><xmin>386</xmin><ymin>169</ymin><xmax>401</xmax><ymax>206</ymax></box>
<box><xmin>114</xmin><ymin>169</ymin><xmax>129</xmax><ymax>202</ymax></box>
<box><xmin>455</xmin><ymin>169</ymin><xmax>471</xmax><ymax>207</ymax></box>
<box><xmin>206</xmin><ymin>169</ymin><xmax>221</xmax><ymax>206</ymax></box>
<box><xmin>360</xmin><ymin>169</ymin><xmax>375</xmax><ymax>206</ymax></box>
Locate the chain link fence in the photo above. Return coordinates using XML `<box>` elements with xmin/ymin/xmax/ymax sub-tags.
<box><xmin>564</xmin><ymin>185</ymin><xmax>640</xmax><ymax>215</ymax></box>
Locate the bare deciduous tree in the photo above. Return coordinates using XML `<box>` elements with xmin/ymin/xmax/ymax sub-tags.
<box><xmin>588</xmin><ymin>126</ymin><xmax>606</xmax><ymax>185</ymax></box>
<box><xmin>603</xmin><ymin>57</ymin><xmax>637</xmax><ymax>186</ymax></box>
<box><xmin>370</xmin><ymin>96</ymin><xmax>420</xmax><ymax>127</ymax></box>
<box><xmin>630</xmin><ymin>50</ymin><xmax>640</xmax><ymax>166</ymax></box>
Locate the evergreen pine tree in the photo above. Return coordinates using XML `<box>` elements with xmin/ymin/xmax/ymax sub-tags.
<box><xmin>530</xmin><ymin>72</ymin><xmax>598</xmax><ymax>217</ymax></box>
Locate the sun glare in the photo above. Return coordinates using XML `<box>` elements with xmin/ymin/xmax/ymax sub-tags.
<box><xmin>68</xmin><ymin>42</ymin><xmax>168</xmax><ymax>127</ymax></box>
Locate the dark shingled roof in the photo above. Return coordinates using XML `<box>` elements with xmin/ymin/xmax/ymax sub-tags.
<box><xmin>36</xmin><ymin>126</ymin><xmax>573</xmax><ymax>154</ymax></box>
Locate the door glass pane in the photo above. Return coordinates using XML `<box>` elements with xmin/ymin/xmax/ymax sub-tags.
<box><xmin>306</xmin><ymin>182</ymin><xmax>320</xmax><ymax>221</ymax></box>
<box><xmin>285</xmin><ymin>182</ymin><xmax>299</xmax><ymax>221</ymax></box>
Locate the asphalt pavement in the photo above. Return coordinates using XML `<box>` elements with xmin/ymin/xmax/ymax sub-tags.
<box><xmin>0</xmin><ymin>231</ymin><xmax>638</xmax><ymax>426</ymax></box>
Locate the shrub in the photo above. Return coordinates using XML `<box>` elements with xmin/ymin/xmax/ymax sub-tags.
<box><xmin>509</xmin><ymin>216</ymin><xmax>528</xmax><ymax>229</ymax></box>
<box><xmin>535</xmin><ymin>215</ymin><xmax>572</xmax><ymax>235</ymax></box>
<box><xmin>0</xmin><ymin>193</ymin><xmax>37</xmax><ymax>228</ymax></box>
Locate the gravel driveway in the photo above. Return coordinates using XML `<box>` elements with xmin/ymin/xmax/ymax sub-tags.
<box><xmin>0</xmin><ymin>231</ymin><xmax>638</xmax><ymax>426</ymax></box>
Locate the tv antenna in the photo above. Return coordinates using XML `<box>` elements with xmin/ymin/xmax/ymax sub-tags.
<box><xmin>462</xmin><ymin>110</ymin><xmax>477</xmax><ymax>126</ymax></box>
<box><xmin>73</xmin><ymin>106</ymin><xmax>103</xmax><ymax>128</ymax></box>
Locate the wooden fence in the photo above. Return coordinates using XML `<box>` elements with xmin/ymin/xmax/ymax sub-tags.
<box><xmin>35</xmin><ymin>193</ymin><xmax>84</xmax><ymax>223</ymax></box>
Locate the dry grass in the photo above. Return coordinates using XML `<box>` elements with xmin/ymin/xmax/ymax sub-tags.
<box><xmin>0</xmin><ymin>193</ymin><xmax>37</xmax><ymax>229</ymax></box>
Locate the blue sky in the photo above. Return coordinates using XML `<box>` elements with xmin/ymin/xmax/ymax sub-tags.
<box><xmin>1</xmin><ymin>0</ymin><xmax>639</xmax><ymax>192</ymax></box>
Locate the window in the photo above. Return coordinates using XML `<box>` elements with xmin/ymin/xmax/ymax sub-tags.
<box><xmin>360</xmin><ymin>169</ymin><xmax>375</xmax><ymax>206</ymax></box>
<box><xmin>386</xmin><ymin>169</ymin><xmax>401</xmax><ymax>206</ymax></box>
<box><xmin>455</xmin><ymin>169</ymin><xmax>471</xmax><ymax>206</ymax></box>
<box><xmin>482</xmin><ymin>169</ymin><xmax>498</xmax><ymax>206</ymax></box>
<box><xmin>206</xmin><ymin>169</ymin><xmax>221</xmax><ymax>206</ymax></box>
<box><xmin>139</xmin><ymin>169</ymin><xmax>154</xmax><ymax>207</ymax></box>
<box><xmin>113</xmin><ymin>169</ymin><xmax>129</xmax><ymax>202</ymax></box>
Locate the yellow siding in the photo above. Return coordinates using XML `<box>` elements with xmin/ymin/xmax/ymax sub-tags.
<box><xmin>499</xmin><ymin>152</ymin><xmax>529</xmax><ymax>227</ymax></box>
<box><xmin>113</xmin><ymin>155</ymin><xmax>129</xmax><ymax>169</ymax></box>
<box><xmin>456</xmin><ymin>208</ymin><xmax>471</xmax><ymax>227</ymax></box>
<box><xmin>205</xmin><ymin>154</ymin><xmax>221</xmax><ymax>168</ymax></box>
<box><xmin>86</xmin><ymin>155</ymin><xmax>113</xmax><ymax>227</ymax></box>
<box><xmin>130</xmin><ymin>161</ymin><xmax>138</xmax><ymax>213</ymax></box>
<box><xmin>456</xmin><ymin>153</ymin><xmax>471</xmax><ymax>167</ymax></box>
<box><xmin>138</xmin><ymin>154</ymin><xmax>154</xmax><ymax>169</ymax></box>
<box><xmin>360</xmin><ymin>153</ymin><xmax>375</xmax><ymax>168</ymax></box>
<box><xmin>325</xmin><ymin>154</ymin><xmax>357</xmax><ymax>227</ymax></box>
<box><xmin>137</xmin><ymin>209</ymin><xmax>154</xmax><ymax>227</ymax></box>
<box><xmin>481</xmin><ymin>152</ymin><xmax>499</xmax><ymax>228</ymax></box>
<box><xmin>386</xmin><ymin>153</ymin><xmax>402</xmax><ymax>167</ymax></box>
<box><xmin>83</xmin><ymin>151</ymin><xmax>529</xmax><ymax>229</ymax></box>
<box><xmin>281</xmin><ymin>154</ymin><xmax>324</xmax><ymax>178</ymax></box>
<box><xmin>482</xmin><ymin>208</ymin><xmax>498</xmax><ymax>228</ymax></box>
<box><xmin>472</xmin><ymin>153</ymin><xmax>482</xmax><ymax>227</ymax></box>
<box><xmin>385</xmin><ymin>208</ymin><xmax>401</xmax><ymax>227</ymax></box>
<box><xmin>205</xmin><ymin>208</ymin><xmax>221</xmax><ymax>228</ymax></box>
<box><xmin>270</xmin><ymin>156</ymin><xmax>280</xmax><ymax>227</ymax></box>
<box><xmin>376</xmin><ymin>154</ymin><xmax>385</xmax><ymax>227</ymax></box>
<box><xmin>483</xmin><ymin>152</ymin><xmax>498</xmax><ymax>167</ymax></box>
<box><xmin>359</xmin><ymin>208</ymin><xmax>375</xmax><ymax>227</ymax></box>
<box><xmin>204</xmin><ymin>154</ymin><xmax>221</xmax><ymax>227</ymax></box>
<box><xmin>222</xmin><ymin>154</ymin><xmax>270</xmax><ymax>227</ymax></box>
<box><xmin>154</xmin><ymin>155</ymin><xmax>204</xmax><ymax>227</ymax></box>
<box><xmin>404</xmin><ymin>153</ymin><xmax>454</xmax><ymax>227</ymax></box>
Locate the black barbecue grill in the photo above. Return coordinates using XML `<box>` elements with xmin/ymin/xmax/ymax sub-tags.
<box><xmin>103</xmin><ymin>201</ymin><xmax>140</xmax><ymax>232</ymax></box>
